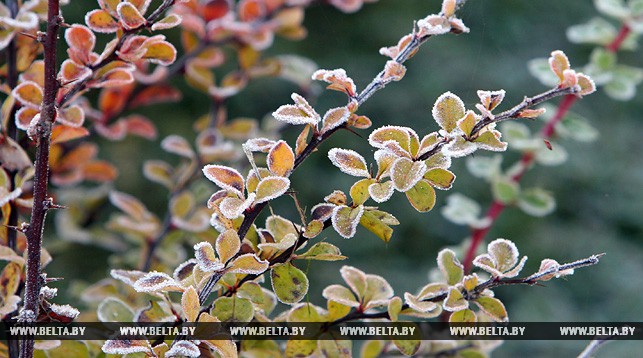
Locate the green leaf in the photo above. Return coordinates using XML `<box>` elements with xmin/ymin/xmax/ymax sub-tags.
<box><xmin>437</xmin><ymin>249</ymin><xmax>464</xmax><ymax>285</ymax></box>
<box><xmin>443</xmin><ymin>287</ymin><xmax>468</xmax><ymax>312</ymax></box>
<box><xmin>271</xmin><ymin>263</ymin><xmax>309</xmax><ymax>304</ymax></box>
<box><xmin>285</xmin><ymin>339</ymin><xmax>318</xmax><ymax>358</ymax></box>
<box><xmin>473</xmin><ymin>131</ymin><xmax>507</xmax><ymax>152</ymax></box>
<box><xmin>492</xmin><ymin>177</ymin><xmax>520</xmax><ymax>204</ymax></box>
<box><xmin>212</xmin><ymin>296</ymin><xmax>254</xmax><ymax>322</ymax></box>
<box><xmin>323</xmin><ymin>285</ymin><xmax>360</xmax><ymax>307</ymax></box>
<box><xmin>359</xmin><ymin>210</ymin><xmax>394</xmax><ymax>243</ymax></box>
<box><xmin>318</xmin><ymin>337</ymin><xmax>352</xmax><ymax>358</ymax></box>
<box><xmin>555</xmin><ymin>112</ymin><xmax>599</xmax><ymax>142</ymax></box>
<box><xmin>298</xmin><ymin>242</ymin><xmax>347</xmax><ymax>261</ymax></box>
<box><xmin>388</xmin><ymin>296</ymin><xmax>403</xmax><ymax>322</ymax></box>
<box><xmin>594</xmin><ymin>0</ymin><xmax>630</xmax><ymax>19</ymax></box>
<box><xmin>589</xmin><ymin>47</ymin><xmax>617</xmax><ymax>71</ymax></box>
<box><xmin>423</xmin><ymin>168</ymin><xmax>455</xmax><ymax>190</ymax></box>
<box><xmin>441</xmin><ymin>193</ymin><xmax>483</xmax><ymax>226</ymax></box>
<box><xmin>474</xmin><ymin>296</ymin><xmax>508</xmax><ymax>322</ymax></box>
<box><xmin>566</xmin><ymin>17</ymin><xmax>617</xmax><ymax>46</ymax></box>
<box><xmin>528</xmin><ymin>58</ymin><xmax>559</xmax><ymax>87</ymax></box>
<box><xmin>288</xmin><ymin>303</ymin><xmax>322</xmax><ymax>322</ymax></box>
<box><xmin>449</xmin><ymin>308</ymin><xmax>477</xmax><ymax>323</ymax></box>
<box><xmin>518</xmin><ymin>188</ymin><xmax>556</xmax><ymax>217</ymax></box>
<box><xmin>432</xmin><ymin>92</ymin><xmax>465</xmax><ymax>133</ymax></box>
<box><xmin>45</xmin><ymin>341</ymin><xmax>89</xmax><ymax>358</ymax></box>
<box><xmin>466</xmin><ymin>155</ymin><xmax>502</xmax><ymax>180</ymax></box>
<box><xmin>97</xmin><ymin>297</ymin><xmax>134</xmax><ymax>322</ymax></box>
<box><xmin>405</xmin><ymin>179</ymin><xmax>436</xmax><ymax>212</ymax></box>
<box><xmin>360</xmin><ymin>340</ymin><xmax>385</xmax><ymax>358</ymax></box>
<box><xmin>350</xmin><ymin>178</ymin><xmax>376</xmax><ymax>205</ymax></box>
<box><xmin>392</xmin><ymin>339</ymin><xmax>420</xmax><ymax>356</ymax></box>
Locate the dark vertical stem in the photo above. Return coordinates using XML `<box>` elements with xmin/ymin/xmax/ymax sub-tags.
<box><xmin>20</xmin><ymin>0</ymin><xmax>61</xmax><ymax>357</ymax></box>
<box><xmin>5</xmin><ymin>1</ymin><xmax>21</xmax><ymax>357</ymax></box>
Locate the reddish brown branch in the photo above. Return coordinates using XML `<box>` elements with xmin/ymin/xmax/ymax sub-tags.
<box><xmin>461</xmin><ymin>23</ymin><xmax>630</xmax><ymax>272</ymax></box>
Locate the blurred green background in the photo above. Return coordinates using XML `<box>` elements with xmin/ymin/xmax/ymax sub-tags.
<box><xmin>46</xmin><ymin>1</ymin><xmax>642</xmax><ymax>356</ymax></box>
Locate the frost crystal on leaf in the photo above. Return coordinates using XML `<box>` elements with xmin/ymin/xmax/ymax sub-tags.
<box><xmin>133</xmin><ymin>271</ymin><xmax>183</xmax><ymax>292</ymax></box>
<box><xmin>166</xmin><ymin>340</ymin><xmax>201</xmax><ymax>357</ymax></box>
<box><xmin>49</xmin><ymin>304</ymin><xmax>80</xmax><ymax>319</ymax></box>
<box><xmin>194</xmin><ymin>242</ymin><xmax>225</xmax><ymax>272</ymax></box>
<box><xmin>331</xmin><ymin>205</ymin><xmax>364</xmax><ymax>239</ymax></box>
<box><xmin>417</xmin><ymin>15</ymin><xmax>451</xmax><ymax>36</ymax></box>
<box><xmin>102</xmin><ymin>340</ymin><xmax>151</xmax><ymax>355</ymax></box>
<box><xmin>328</xmin><ymin>148</ymin><xmax>370</xmax><ymax>178</ymax></box>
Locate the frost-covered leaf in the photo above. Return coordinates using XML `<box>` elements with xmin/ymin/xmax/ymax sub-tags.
<box><xmin>322</xmin><ymin>285</ymin><xmax>359</xmax><ymax>307</ymax></box>
<box><xmin>362</xmin><ymin>274</ymin><xmax>394</xmax><ymax>309</ymax></box>
<box><xmin>12</xmin><ymin>81</ymin><xmax>42</xmax><ymax>108</ymax></box>
<box><xmin>267</xmin><ymin>140</ymin><xmax>294</xmax><ymax>177</ymax></box>
<box><xmin>368</xmin><ymin>181</ymin><xmax>394</xmax><ymax>203</ymax></box>
<box><xmin>517</xmin><ymin>188</ymin><xmax>556</xmax><ymax>217</ymax></box>
<box><xmin>219</xmin><ymin>194</ymin><xmax>254</xmax><ymax>219</ymax></box>
<box><xmin>528</xmin><ymin>58</ymin><xmax>560</xmax><ymax>87</ymax></box>
<box><xmin>474</xmin><ymin>296</ymin><xmax>508</xmax><ymax>322</ymax></box>
<box><xmin>567</xmin><ymin>17</ymin><xmax>617</xmax><ymax>46</ymax></box>
<box><xmin>340</xmin><ymin>266</ymin><xmax>367</xmax><ymax>300</ymax></box>
<box><xmin>361</xmin><ymin>340</ymin><xmax>385</xmax><ymax>358</ymax></box>
<box><xmin>102</xmin><ymin>340</ymin><xmax>150</xmax><ymax>355</ymax></box>
<box><xmin>548</xmin><ymin>50</ymin><xmax>570</xmax><ymax>83</ymax></box>
<box><xmin>438</xmin><ymin>249</ymin><xmax>464</xmax><ymax>285</ymax></box>
<box><xmin>319</xmin><ymin>335</ymin><xmax>352</xmax><ymax>357</ymax></box>
<box><xmin>227</xmin><ymin>254</ymin><xmax>269</xmax><ymax>275</ymax></box>
<box><xmin>405</xmin><ymin>179</ymin><xmax>436</xmax><ymax>212</ymax></box>
<box><xmin>194</xmin><ymin>241</ymin><xmax>224</xmax><ymax>272</ymax></box>
<box><xmin>151</xmin><ymin>13</ymin><xmax>182</xmax><ymax>31</ymax></box>
<box><xmin>328</xmin><ymin>148</ymin><xmax>370</xmax><ymax>178</ymax></box>
<box><xmin>321</xmin><ymin>106</ymin><xmax>350</xmax><ymax>134</ymax></box>
<box><xmin>254</xmin><ymin>176</ymin><xmax>290</xmax><ymax>204</ymax></box>
<box><xmin>212</xmin><ymin>296</ymin><xmax>254</xmax><ymax>323</ymax></box>
<box><xmin>299</xmin><ymin>242</ymin><xmax>347</xmax><ymax>261</ymax></box>
<box><xmin>272</xmin><ymin>93</ymin><xmax>319</xmax><ymax>126</ymax></box>
<box><xmin>391</xmin><ymin>157</ymin><xmax>427</xmax><ymax>192</ymax></box>
<box><xmin>161</xmin><ymin>135</ymin><xmax>195</xmax><ymax>158</ymax></box>
<box><xmin>383</xmin><ymin>60</ymin><xmax>406</xmax><ymax>82</ymax></box>
<box><xmin>216</xmin><ymin>229</ymin><xmax>241</xmax><ymax>263</ymax></box>
<box><xmin>487</xmin><ymin>239</ymin><xmax>519</xmax><ymax>273</ymax></box>
<box><xmin>392</xmin><ymin>338</ymin><xmax>421</xmax><ymax>356</ymax></box>
<box><xmin>166</xmin><ymin>340</ymin><xmax>200</xmax><ymax>357</ymax></box>
<box><xmin>312</xmin><ymin>68</ymin><xmax>357</xmax><ymax>96</ymax></box>
<box><xmin>182</xmin><ymin>286</ymin><xmax>200</xmax><ymax>322</ymax></box>
<box><xmin>576</xmin><ymin>73</ymin><xmax>596</xmax><ymax>97</ymax></box>
<box><xmin>474</xmin><ymin>130</ymin><xmax>507</xmax><ymax>152</ymax></box>
<box><xmin>133</xmin><ymin>271</ymin><xmax>183</xmax><ymax>292</ymax></box>
<box><xmin>85</xmin><ymin>9</ymin><xmax>119</xmax><ymax>33</ymax></box>
<box><xmin>331</xmin><ymin>205</ymin><xmax>364</xmax><ymax>239</ymax></box>
<box><xmin>117</xmin><ymin>2</ymin><xmax>146</xmax><ymax>30</ymax></box>
<box><xmin>311</xmin><ymin>203</ymin><xmax>336</xmax><ymax>221</ymax></box>
<box><xmin>203</xmin><ymin>165</ymin><xmax>245</xmax><ymax>196</ymax></box>
<box><xmin>271</xmin><ymin>263</ymin><xmax>309</xmax><ymax>304</ymax></box>
<box><xmin>432</xmin><ymin>92</ymin><xmax>465</xmax><ymax>133</ymax></box>
<box><xmin>443</xmin><ymin>287</ymin><xmax>468</xmax><ymax>312</ymax></box>
<box><xmin>368</xmin><ymin>126</ymin><xmax>411</xmax><ymax>153</ymax></box>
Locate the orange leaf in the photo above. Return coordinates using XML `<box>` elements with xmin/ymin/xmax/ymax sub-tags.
<box><xmin>238</xmin><ymin>0</ymin><xmax>265</xmax><ymax>22</ymax></box>
<box><xmin>151</xmin><ymin>14</ymin><xmax>182</xmax><ymax>31</ymax></box>
<box><xmin>201</xmin><ymin>0</ymin><xmax>230</xmax><ymax>22</ymax></box>
<box><xmin>51</xmin><ymin>125</ymin><xmax>90</xmax><ymax>144</ymax></box>
<box><xmin>130</xmin><ymin>85</ymin><xmax>181</xmax><ymax>108</ymax></box>
<box><xmin>98</xmin><ymin>87</ymin><xmax>131</xmax><ymax>119</ymax></box>
<box><xmin>117</xmin><ymin>2</ymin><xmax>146</xmax><ymax>30</ymax></box>
<box><xmin>56</xmin><ymin>105</ymin><xmax>85</xmax><ymax>127</ymax></box>
<box><xmin>12</xmin><ymin>81</ymin><xmax>43</xmax><ymax>108</ymax></box>
<box><xmin>92</xmin><ymin>68</ymin><xmax>134</xmax><ymax>88</ymax></box>
<box><xmin>267</xmin><ymin>140</ymin><xmax>295</xmax><ymax>177</ymax></box>
<box><xmin>64</xmin><ymin>25</ymin><xmax>96</xmax><ymax>65</ymax></box>
<box><xmin>15</xmin><ymin>107</ymin><xmax>39</xmax><ymax>131</ymax></box>
<box><xmin>60</xmin><ymin>59</ymin><xmax>92</xmax><ymax>83</ymax></box>
<box><xmin>124</xmin><ymin>115</ymin><xmax>157</xmax><ymax>140</ymax></box>
<box><xmin>85</xmin><ymin>9</ymin><xmax>119</xmax><ymax>33</ymax></box>
<box><xmin>142</xmin><ymin>41</ymin><xmax>177</xmax><ymax>66</ymax></box>
<box><xmin>83</xmin><ymin>161</ymin><xmax>119</xmax><ymax>182</ymax></box>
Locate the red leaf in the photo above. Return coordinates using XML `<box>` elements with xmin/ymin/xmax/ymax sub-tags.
<box><xmin>129</xmin><ymin>84</ymin><xmax>181</xmax><ymax>108</ymax></box>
